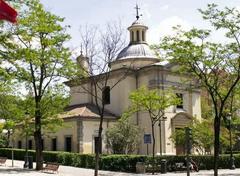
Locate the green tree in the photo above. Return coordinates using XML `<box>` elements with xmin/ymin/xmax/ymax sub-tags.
<box><xmin>157</xmin><ymin>4</ymin><xmax>240</xmax><ymax>175</ymax></box>
<box><xmin>0</xmin><ymin>121</ymin><xmax>8</xmax><ymax>148</ymax></box>
<box><xmin>0</xmin><ymin>0</ymin><xmax>77</xmax><ymax>170</ymax></box>
<box><xmin>201</xmin><ymin>91</ymin><xmax>214</xmax><ymax>120</ymax></box>
<box><xmin>192</xmin><ymin>119</ymin><xmax>215</xmax><ymax>154</ymax></box>
<box><xmin>171</xmin><ymin>119</ymin><xmax>233</xmax><ymax>155</ymax></box>
<box><xmin>0</xmin><ymin>84</ymin><xmax>24</xmax><ymax>147</ymax></box>
<box><xmin>76</xmin><ymin>22</ymin><xmax>125</xmax><ymax>176</ymax></box>
<box><xmin>129</xmin><ymin>86</ymin><xmax>179</xmax><ymax>174</ymax></box>
<box><xmin>105</xmin><ymin>117</ymin><xmax>141</xmax><ymax>154</ymax></box>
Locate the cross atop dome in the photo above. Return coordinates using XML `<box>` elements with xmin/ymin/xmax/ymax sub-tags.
<box><xmin>135</xmin><ymin>4</ymin><xmax>141</xmax><ymax>20</ymax></box>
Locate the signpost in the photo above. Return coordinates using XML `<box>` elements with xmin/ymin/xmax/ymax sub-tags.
<box><xmin>144</xmin><ymin>134</ymin><xmax>151</xmax><ymax>155</ymax></box>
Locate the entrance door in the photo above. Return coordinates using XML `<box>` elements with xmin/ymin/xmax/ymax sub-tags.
<box><xmin>65</xmin><ymin>136</ymin><xmax>72</xmax><ymax>152</ymax></box>
<box><xmin>52</xmin><ymin>138</ymin><xmax>57</xmax><ymax>151</ymax></box>
<box><xmin>175</xmin><ymin>128</ymin><xmax>185</xmax><ymax>155</ymax></box>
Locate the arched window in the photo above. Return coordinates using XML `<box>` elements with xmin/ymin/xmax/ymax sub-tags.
<box><xmin>142</xmin><ymin>31</ymin><xmax>145</xmax><ymax>41</ymax></box>
<box><xmin>102</xmin><ymin>86</ymin><xmax>110</xmax><ymax>104</ymax></box>
<box><xmin>131</xmin><ymin>31</ymin><xmax>134</xmax><ymax>41</ymax></box>
<box><xmin>136</xmin><ymin>30</ymin><xmax>140</xmax><ymax>42</ymax></box>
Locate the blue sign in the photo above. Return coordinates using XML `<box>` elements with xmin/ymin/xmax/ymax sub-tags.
<box><xmin>144</xmin><ymin>134</ymin><xmax>151</xmax><ymax>144</ymax></box>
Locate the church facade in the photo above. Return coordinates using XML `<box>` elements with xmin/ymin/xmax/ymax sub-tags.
<box><xmin>12</xmin><ymin>13</ymin><xmax>201</xmax><ymax>156</ymax></box>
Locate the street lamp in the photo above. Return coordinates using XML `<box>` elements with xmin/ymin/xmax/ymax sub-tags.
<box><xmin>11</xmin><ymin>129</ymin><xmax>14</xmax><ymax>167</ymax></box>
<box><xmin>158</xmin><ymin>116</ymin><xmax>167</xmax><ymax>156</ymax></box>
<box><xmin>23</xmin><ymin>112</ymin><xmax>30</xmax><ymax>169</ymax></box>
<box><xmin>226</xmin><ymin>113</ymin><xmax>235</xmax><ymax>170</ymax></box>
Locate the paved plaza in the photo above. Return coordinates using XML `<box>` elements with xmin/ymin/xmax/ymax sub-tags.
<box><xmin>1</xmin><ymin>159</ymin><xmax>240</xmax><ymax>176</ymax></box>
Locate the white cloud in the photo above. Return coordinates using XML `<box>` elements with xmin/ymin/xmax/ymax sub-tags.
<box><xmin>142</xmin><ymin>3</ymin><xmax>151</xmax><ymax>19</ymax></box>
<box><xmin>235</xmin><ymin>6</ymin><xmax>240</xmax><ymax>12</ymax></box>
<box><xmin>160</xmin><ymin>5</ymin><xmax>169</xmax><ymax>10</ymax></box>
<box><xmin>148</xmin><ymin>16</ymin><xmax>192</xmax><ymax>44</ymax></box>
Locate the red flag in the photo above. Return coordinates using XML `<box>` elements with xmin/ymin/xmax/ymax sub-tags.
<box><xmin>0</xmin><ymin>0</ymin><xmax>17</xmax><ymax>23</ymax></box>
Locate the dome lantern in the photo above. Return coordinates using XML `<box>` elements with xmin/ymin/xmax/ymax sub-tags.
<box><xmin>77</xmin><ymin>45</ymin><xmax>89</xmax><ymax>74</ymax></box>
<box><xmin>110</xmin><ymin>4</ymin><xmax>159</xmax><ymax>70</ymax></box>
<box><xmin>128</xmin><ymin>4</ymin><xmax>148</xmax><ymax>45</ymax></box>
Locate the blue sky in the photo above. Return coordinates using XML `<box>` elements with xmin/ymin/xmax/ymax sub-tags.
<box><xmin>40</xmin><ymin>0</ymin><xmax>240</xmax><ymax>51</ymax></box>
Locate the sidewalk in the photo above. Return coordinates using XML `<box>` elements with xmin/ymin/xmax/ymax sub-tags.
<box><xmin>1</xmin><ymin>159</ymin><xmax>240</xmax><ymax>176</ymax></box>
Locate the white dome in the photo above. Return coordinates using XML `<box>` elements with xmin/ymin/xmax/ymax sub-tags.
<box><xmin>116</xmin><ymin>43</ymin><xmax>157</xmax><ymax>60</ymax></box>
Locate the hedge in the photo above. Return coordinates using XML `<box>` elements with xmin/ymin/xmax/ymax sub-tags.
<box><xmin>0</xmin><ymin>148</ymin><xmax>95</xmax><ymax>169</ymax></box>
<box><xmin>0</xmin><ymin>148</ymin><xmax>239</xmax><ymax>172</ymax></box>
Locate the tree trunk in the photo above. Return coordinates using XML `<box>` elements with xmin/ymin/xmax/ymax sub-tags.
<box><xmin>34</xmin><ymin>101</ymin><xmax>43</xmax><ymax>170</ymax></box>
<box><xmin>94</xmin><ymin>115</ymin><xmax>104</xmax><ymax>176</ymax></box>
<box><xmin>151</xmin><ymin>124</ymin><xmax>155</xmax><ymax>175</ymax></box>
<box><xmin>214</xmin><ymin>116</ymin><xmax>221</xmax><ymax>176</ymax></box>
<box><xmin>94</xmin><ymin>143</ymin><xmax>100</xmax><ymax>176</ymax></box>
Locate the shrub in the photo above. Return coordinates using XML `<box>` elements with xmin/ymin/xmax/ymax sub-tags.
<box><xmin>0</xmin><ymin>148</ymin><xmax>239</xmax><ymax>172</ymax></box>
<box><xmin>0</xmin><ymin>148</ymin><xmax>35</xmax><ymax>161</ymax></box>
<box><xmin>43</xmin><ymin>151</ymin><xmax>59</xmax><ymax>162</ymax></box>
<box><xmin>57</xmin><ymin>152</ymin><xmax>75</xmax><ymax>165</ymax></box>
<box><xmin>101</xmin><ymin>155</ymin><xmax>145</xmax><ymax>172</ymax></box>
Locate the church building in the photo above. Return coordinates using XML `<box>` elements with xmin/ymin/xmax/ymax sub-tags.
<box><xmin>12</xmin><ymin>7</ymin><xmax>201</xmax><ymax>155</ymax></box>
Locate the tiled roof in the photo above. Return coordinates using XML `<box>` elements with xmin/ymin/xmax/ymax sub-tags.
<box><xmin>61</xmin><ymin>103</ymin><xmax>118</xmax><ymax>120</ymax></box>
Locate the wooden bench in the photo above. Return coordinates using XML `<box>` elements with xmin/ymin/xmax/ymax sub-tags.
<box><xmin>0</xmin><ymin>157</ymin><xmax>7</xmax><ymax>166</ymax></box>
<box><xmin>175</xmin><ymin>162</ymin><xmax>186</xmax><ymax>170</ymax></box>
<box><xmin>42</xmin><ymin>162</ymin><xmax>59</xmax><ymax>173</ymax></box>
<box><xmin>168</xmin><ymin>162</ymin><xmax>186</xmax><ymax>171</ymax></box>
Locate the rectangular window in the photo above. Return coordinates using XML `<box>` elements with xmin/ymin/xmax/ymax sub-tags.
<box><xmin>28</xmin><ymin>140</ymin><xmax>32</xmax><ymax>150</ymax></box>
<box><xmin>65</xmin><ymin>136</ymin><xmax>72</xmax><ymax>152</ymax></box>
<box><xmin>94</xmin><ymin>137</ymin><xmax>102</xmax><ymax>154</ymax></box>
<box><xmin>102</xmin><ymin>86</ymin><xmax>110</xmax><ymax>105</ymax></box>
<box><xmin>52</xmin><ymin>138</ymin><xmax>57</xmax><ymax>151</ymax></box>
<box><xmin>18</xmin><ymin>141</ymin><xmax>22</xmax><ymax>149</ymax></box>
<box><xmin>176</xmin><ymin>93</ymin><xmax>183</xmax><ymax>109</ymax></box>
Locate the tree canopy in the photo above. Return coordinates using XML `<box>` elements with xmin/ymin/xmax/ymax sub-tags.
<box><xmin>156</xmin><ymin>4</ymin><xmax>240</xmax><ymax>176</ymax></box>
<box><xmin>128</xmin><ymin>86</ymin><xmax>179</xmax><ymax>174</ymax></box>
<box><xmin>0</xmin><ymin>0</ymin><xmax>78</xmax><ymax>170</ymax></box>
<box><xmin>105</xmin><ymin>117</ymin><xmax>141</xmax><ymax>154</ymax></box>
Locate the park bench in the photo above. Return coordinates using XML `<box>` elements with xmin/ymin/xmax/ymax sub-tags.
<box><xmin>168</xmin><ymin>162</ymin><xmax>186</xmax><ymax>171</ymax></box>
<box><xmin>42</xmin><ymin>162</ymin><xmax>59</xmax><ymax>173</ymax></box>
<box><xmin>169</xmin><ymin>161</ymin><xmax>198</xmax><ymax>172</ymax></box>
<box><xmin>175</xmin><ymin>162</ymin><xmax>187</xmax><ymax>171</ymax></box>
<box><xmin>0</xmin><ymin>157</ymin><xmax>7</xmax><ymax>166</ymax></box>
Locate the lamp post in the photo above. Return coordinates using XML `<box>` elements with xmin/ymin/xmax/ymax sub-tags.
<box><xmin>158</xmin><ymin>116</ymin><xmax>167</xmax><ymax>156</ymax></box>
<box><xmin>11</xmin><ymin>130</ymin><xmax>14</xmax><ymax>167</ymax></box>
<box><xmin>23</xmin><ymin>112</ymin><xmax>29</xmax><ymax>169</ymax></box>
<box><xmin>226</xmin><ymin>113</ymin><xmax>235</xmax><ymax>170</ymax></box>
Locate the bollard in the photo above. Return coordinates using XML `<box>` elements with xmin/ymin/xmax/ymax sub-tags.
<box><xmin>28</xmin><ymin>156</ymin><xmax>33</xmax><ymax>169</ymax></box>
<box><xmin>23</xmin><ymin>156</ymin><xmax>29</xmax><ymax>168</ymax></box>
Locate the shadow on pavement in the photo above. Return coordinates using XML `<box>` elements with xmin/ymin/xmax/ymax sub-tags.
<box><xmin>0</xmin><ymin>167</ymin><xmax>34</xmax><ymax>174</ymax></box>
